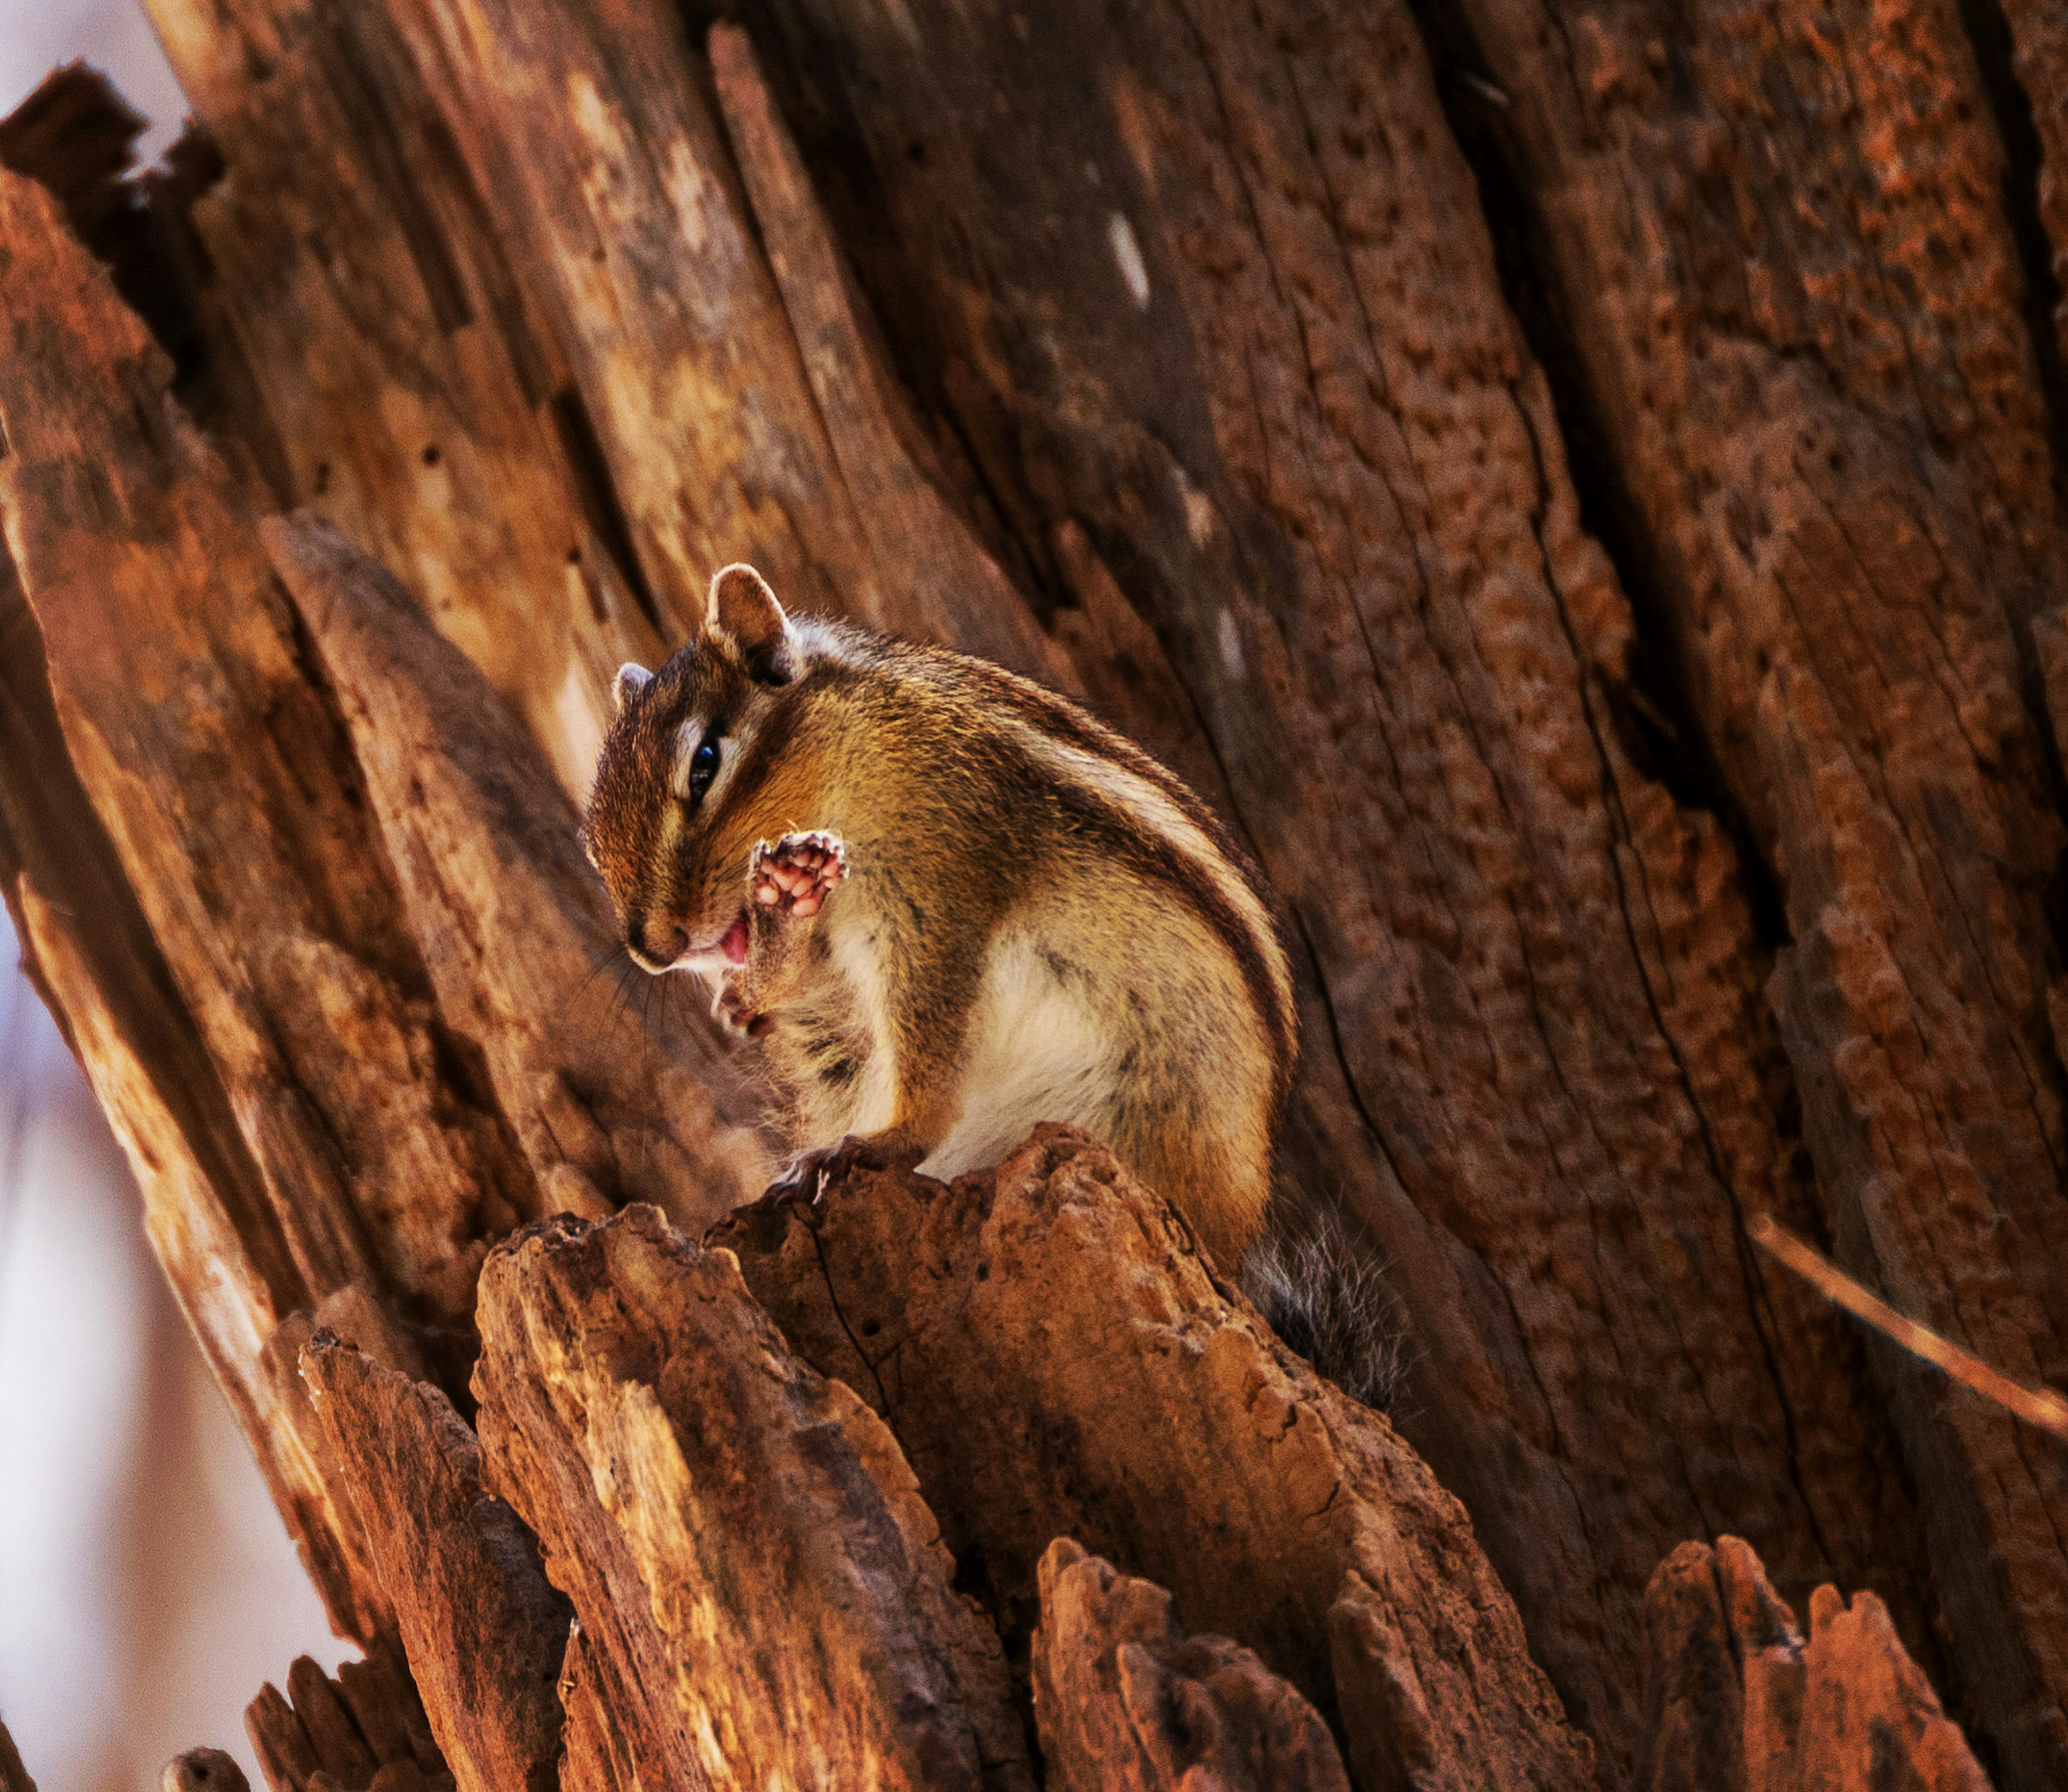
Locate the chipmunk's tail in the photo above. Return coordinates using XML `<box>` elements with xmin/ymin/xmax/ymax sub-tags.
<box><xmin>1240</xmin><ymin>1207</ymin><xmax>1410</xmax><ymax>1412</ymax></box>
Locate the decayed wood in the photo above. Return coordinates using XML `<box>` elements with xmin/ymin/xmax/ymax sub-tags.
<box><xmin>470</xmin><ymin>1204</ymin><xmax>1036</xmax><ymax>1791</ymax></box>
<box><xmin>0</xmin><ymin>164</ymin><xmax>551</xmax><ymax>1633</ymax></box>
<box><xmin>1</xmin><ymin>548</ymin><xmax>387</xmax><ymax>1636</ymax></box>
<box><xmin>245</xmin><ymin>1646</ymin><xmax>450</xmax><ymax>1792</ymax></box>
<box><xmin>0</xmin><ymin>61</ymin><xmax>143</xmax><ymax>244</ymax></box>
<box><xmin>1440</xmin><ymin>1</ymin><xmax>2068</xmax><ymax>1775</ymax></box>
<box><xmin>0</xmin><ymin>2</ymin><xmax>2053</xmax><ymax>1786</ymax></box>
<box><xmin>701</xmin><ymin>23</ymin><xmax>1076</xmax><ymax>687</ymax></box>
<box><xmin>262</xmin><ymin>509</ymin><xmax>770</xmax><ymax>1231</ymax></box>
<box><xmin>0</xmin><ymin>165</ymin><xmax>542</xmax><ymax>1339</ymax></box>
<box><xmin>0</xmin><ymin>84</ymin><xmax>389</xmax><ymax>1634</ymax></box>
<box><xmin>298</xmin><ymin>1336</ymin><xmax>569</xmax><ymax>1792</ymax></box>
<box><xmin>136</xmin><ymin>0</ymin><xmax>663</xmax><ymax>796</ymax></box>
<box><xmin>164</xmin><ymin>1749</ymin><xmax>253</xmax><ymax>1792</ymax></box>
<box><xmin>367</xmin><ymin>0</ymin><xmax>885</xmax><ymax>641</ymax></box>
<box><xmin>551</xmin><ymin>1626</ymin><xmax>630</xmax><ymax>1792</ymax></box>
<box><xmin>717</xmin><ymin>1125</ymin><xmax>1597</xmax><ymax>1788</ymax></box>
<box><xmin>718</xmin><ymin>2</ymin><xmax>1938</xmax><ymax>1772</ymax></box>
<box><xmin>131</xmin><ymin>0</ymin><xmax>1218</xmax><ymax>790</ymax></box>
<box><xmin>143</xmin><ymin>0</ymin><xmax>1044</xmax><ymax>683</ymax></box>
<box><xmin>1639</xmin><ymin>1537</ymin><xmax>1990</xmax><ymax>1792</ymax></box>
<box><xmin>1032</xmin><ymin>1538</ymin><xmax>1351</xmax><ymax>1792</ymax></box>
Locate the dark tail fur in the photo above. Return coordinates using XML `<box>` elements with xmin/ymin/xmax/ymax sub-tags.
<box><xmin>1241</xmin><ymin>1209</ymin><xmax>1410</xmax><ymax>1412</ymax></box>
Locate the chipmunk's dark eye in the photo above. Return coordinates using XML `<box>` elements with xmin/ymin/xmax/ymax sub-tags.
<box><xmin>687</xmin><ymin>736</ymin><xmax>721</xmax><ymax>804</ymax></box>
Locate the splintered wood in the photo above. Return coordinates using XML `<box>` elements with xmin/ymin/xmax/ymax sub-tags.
<box><xmin>2</xmin><ymin>0</ymin><xmax>2065</xmax><ymax>1781</ymax></box>
<box><xmin>1032</xmin><ymin>1538</ymin><xmax>1351</xmax><ymax>1792</ymax></box>
<box><xmin>244</xmin><ymin>1646</ymin><xmax>450</xmax><ymax>1792</ymax></box>
<box><xmin>298</xmin><ymin>1336</ymin><xmax>569</xmax><ymax>1792</ymax></box>
<box><xmin>1639</xmin><ymin>1538</ymin><xmax>1991</xmax><ymax>1792</ymax></box>
<box><xmin>261</xmin><ymin>510</ymin><xmax>771</xmax><ymax>1234</ymax></box>
<box><xmin>716</xmin><ymin>1125</ymin><xmax>1597</xmax><ymax>1789</ymax></box>
<box><xmin>469</xmin><ymin>1205</ymin><xmax>1036</xmax><ymax>1792</ymax></box>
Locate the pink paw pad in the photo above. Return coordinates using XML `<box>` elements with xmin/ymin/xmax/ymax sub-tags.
<box><xmin>751</xmin><ymin>830</ymin><xmax>848</xmax><ymax>919</ymax></box>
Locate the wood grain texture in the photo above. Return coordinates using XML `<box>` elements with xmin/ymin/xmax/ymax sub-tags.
<box><xmin>0</xmin><ymin>548</ymin><xmax>374</xmax><ymax>1629</ymax></box>
<box><xmin>0</xmin><ymin>4</ymin><xmax>2048</xmax><ymax>1784</ymax></box>
<box><xmin>245</xmin><ymin>1646</ymin><xmax>451</xmax><ymax>1792</ymax></box>
<box><xmin>0</xmin><ymin>167</ymin><xmax>542</xmax><ymax>1340</ymax></box>
<box><xmin>136</xmin><ymin>0</ymin><xmax>661</xmax><ymax>795</ymax></box>
<box><xmin>299</xmin><ymin>1337</ymin><xmax>569</xmax><ymax>1792</ymax></box>
<box><xmin>1639</xmin><ymin>1537</ymin><xmax>1990</xmax><ymax>1792</ymax></box>
<box><xmin>471</xmin><ymin>1203</ymin><xmax>1035</xmax><ymax>1792</ymax></box>
<box><xmin>0</xmin><ymin>164</ymin><xmax>562</xmax><ymax>1633</ymax></box>
<box><xmin>1032</xmin><ymin>1538</ymin><xmax>1352</xmax><ymax>1792</ymax></box>
<box><xmin>717</xmin><ymin>1125</ymin><xmax>1597</xmax><ymax>1789</ymax></box>
<box><xmin>1437</xmin><ymin>0</ymin><xmax>2068</xmax><ymax>1774</ymax></box>
<box><xmin>705</xmin><ymin>1</ymin><xmax>1936</xmax><ymax>1772</ymax></box>
<box><xmin>263</xmin><ymin>510</ymin><xmax>770</xmax><ymax>1233</ymax></box>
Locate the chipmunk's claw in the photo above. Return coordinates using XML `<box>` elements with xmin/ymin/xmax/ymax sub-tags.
<box><xmin>767</xmin><ymin>1132</ymin><xmax>907</xmax><ymax>1205</ymax></box>
<box><xmin>712</xmin><ymin>979</ymin><xmax>774</xmax><ymax>1039</ymax></box>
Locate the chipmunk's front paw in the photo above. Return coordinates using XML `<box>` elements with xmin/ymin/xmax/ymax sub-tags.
<box><xmin>751</xmin><ymin>830</ymin><xmax>847</xmax><ymax>919</ymax></box>
<box><xmin>713</xmin><ymin>977</ymin><xmax>774</xmax><ymax>1040</ymax></box>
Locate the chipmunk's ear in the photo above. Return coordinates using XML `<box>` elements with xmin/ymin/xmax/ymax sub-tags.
<box><xmin>707</xmin><ymin>563</ymin><xmax>800</xmax><ymax>685</ymax></box>
<box><xmin>613</xmin><ymin>663</ymin><xmax>654</xmax><ymax>713</ymax></box>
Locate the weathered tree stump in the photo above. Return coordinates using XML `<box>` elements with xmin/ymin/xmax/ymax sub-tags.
<box><xmin>0</xmin><ymin>0</ymin><xmax>2058</xmax><ymax>1782</ymax></box>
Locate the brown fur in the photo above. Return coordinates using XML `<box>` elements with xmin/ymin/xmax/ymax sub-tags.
<box><xmin>583</xmin><ymin>572</ymin><xmax>1295</xmax><ymax>1265</ymax></box>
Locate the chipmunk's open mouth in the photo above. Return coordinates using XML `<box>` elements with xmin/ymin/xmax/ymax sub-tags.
<box><xmin>659</xmin><ymin>908</ymin><xmax>751</xmax><ymax>974</ymax></box>
<box><xmin>718</xmin><ymin>909</ymin><xmax>750</xmax><ymax>965</ymax></box>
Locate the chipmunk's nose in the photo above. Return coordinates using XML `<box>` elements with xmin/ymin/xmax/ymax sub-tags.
<box><xmin>627</xmin><ymin>915</ymin><xmax>688</xmax><ymax>972</ymax></box>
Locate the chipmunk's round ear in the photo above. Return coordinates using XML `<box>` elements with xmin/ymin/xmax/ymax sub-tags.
<box><xmin>707</xmin><ymin>563</ymin><xmax>800</xmax><ymax>685</ymax></box>
<box><xmin>613</xmin><ymin>662</ymin><xmax>654</xmax><ymax>713</ymax></box>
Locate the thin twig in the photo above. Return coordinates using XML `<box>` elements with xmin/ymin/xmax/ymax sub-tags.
<box><xmin>1749</xmin><ymin>1212</ymin><xmax>2068</xmax><ymax>1443</ymax></box>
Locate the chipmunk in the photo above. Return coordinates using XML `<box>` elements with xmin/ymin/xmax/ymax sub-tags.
<box><xmin>583</xmin><ymin>564</ymin><xmax>1398</xmax><ymax>1401</ymax></box>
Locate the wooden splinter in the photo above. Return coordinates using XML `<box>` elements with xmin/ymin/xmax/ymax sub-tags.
<box><xmin>1750</xmin><ymin>1213</ymin><xmax>2068</xmax><ymax>1444</ymax></box>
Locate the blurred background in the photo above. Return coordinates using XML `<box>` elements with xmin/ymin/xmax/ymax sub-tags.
<box><xmin>0</xmin><ymin>8</ymin><xmax>350</xmax><ymax>1788</ymax></box>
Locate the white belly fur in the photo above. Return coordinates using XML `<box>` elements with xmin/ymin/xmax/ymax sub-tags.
<box><xmin>919</xmin><ymin>930</ymin><xmax>1120</xmax><ymax>1180</ymax></box>
<box><xmin>828</xmin><ymin>912</ymin><xmax>899</xmax><ymax>1139</ymax></box>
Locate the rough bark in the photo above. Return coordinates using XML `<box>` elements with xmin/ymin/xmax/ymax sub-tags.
<box><xmin>469</xmin><ymin>1203</ymin><xmax>1036</xmax><ymax>1792</ymax></box>
<box><xmin>1429</xmin><ymin>2</ymin><xmax>2068</xmax><ymax>1779</ymax></box>
<box><xmin>710</xmin><ymin>1</ymin><xmax>1942</xmax><ymax>1770</ymax></box>
<box><xmin>0</xmin><ymin>0</ymin><xmax>2053</xmax><ymax>1783</ymax></box>
<box><xmin>1031</xmin><ymin>1538</ymin><xmax>1352</xmax><ymax>1792</ymax></box>
<box><xmin>717</xmin><ymin>1125</ymin><xmax>1597</xmax><ymax>1788</ymax></box>
<box><xmin>0</xmin><ymin>164</ymin><xmax>541</xmax><ymax>1345</ymax></box>
<box><xmin>262</xmin><ymin>509</ymin><xmax>770</xmax><ymax>1231</ymax></box>
<box><xmin>123</xmin><ymin>0</ymin><xmax>667</xmax><ymax>796</ymax></box>
<box><xmin>244</xmin><ymin>1646</ymin><xmax>450</xmax><ymax>1792</ymax></box>
<box><xmin>0</xmin><ymin>160</ymin><xmax>528</xmax><ymax>1635</ymax></box>
<box><xmin>298</xmin><ymin>1335</ymin><xmax>570</xmax><ymax>1792</ymax></box>
<box><xmin>1639</xmin><ymin>1536</ymin><xmax>1991</xmax><ymax>1792</ymax></box>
